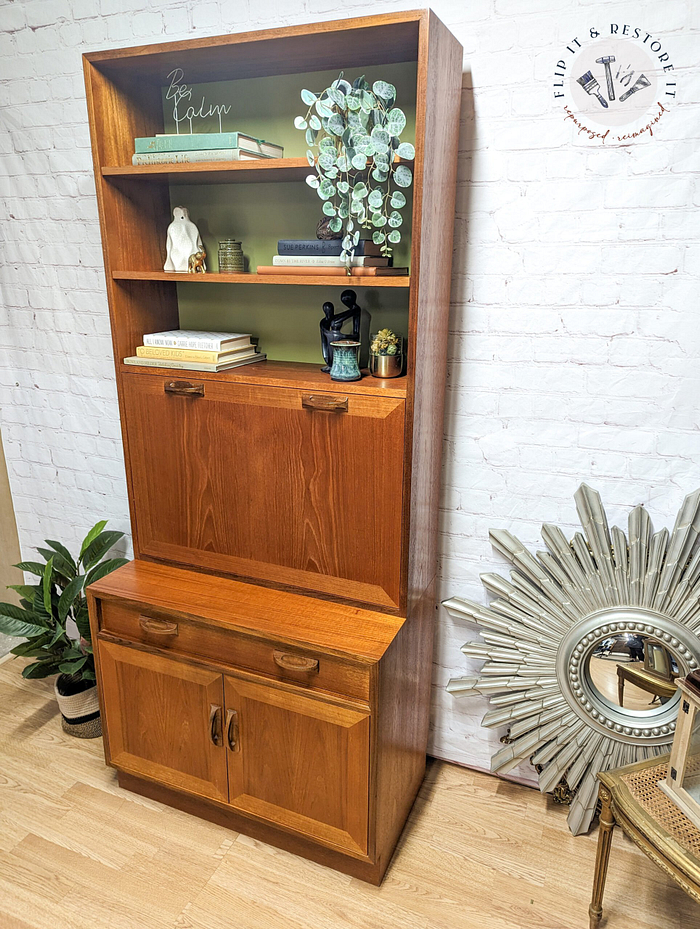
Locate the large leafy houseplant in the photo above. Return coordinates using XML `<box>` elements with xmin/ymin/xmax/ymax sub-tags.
<box><xmin>295</xmin><ymin>74</ymin><xmax>415</xmax><ymax>262</ymax></box>
<box><xmin>0</xmin><ymin>521</ymin><xmax>127</xmax><ymax>682</ymax></box>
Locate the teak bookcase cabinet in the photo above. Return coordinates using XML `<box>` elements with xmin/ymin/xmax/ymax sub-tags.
<box><xmin>83</xmin><ymin>10</ymin><xmax>461</xmax><ymax>883</ymax></box>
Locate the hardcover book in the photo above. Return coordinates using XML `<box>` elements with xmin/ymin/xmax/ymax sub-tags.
<box><xmin>124</xmin><ymin>352</ymin><xmax>266</xmax><ymax>372</ymax></box>
<box><xmin>134</xmin><ymin>132</ymin><xmax>283</xmax><ymax>157</ymax></box>
<box><xmin>132</xmin><ymin>150</ymin><xmax>267</xmax><ymax>166</ymax></box>
<box><xmin>256</xmin><ymin>266</ymin><xmax>408</xmax><ymax>277</ymax></box>
<box><xmin>142</xmin><ymin>330</ymin><xmax>252</xmax><ymax>351</ymax></box>
<box><xmin>136</xmin><ymin>344</ymin><xmax>255</xmax><ymax>363</ymax></box>
<box><xmin>272</xmin><ymin>256</ymin><xmax>389</xmax><ymax>267</ymax></box>
<box><xmin>277</xmin><ymin>239</ymin><xmax>382</xmax><ymax>257</ymax></box>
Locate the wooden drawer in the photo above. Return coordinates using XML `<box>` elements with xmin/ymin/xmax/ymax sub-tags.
<box><xmin>97</xmin><ymin>599</ymin><xmax>370</xmax><ymax>702</ymax></box>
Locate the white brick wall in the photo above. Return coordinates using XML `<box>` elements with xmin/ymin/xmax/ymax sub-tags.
<box><xmin>1</xmin><ymin>0</ymin><xmax>699</xmax><ymax>784</ymax></box>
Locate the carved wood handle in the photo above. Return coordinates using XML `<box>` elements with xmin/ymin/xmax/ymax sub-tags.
<box><xmin>164</xmin><ymin>381</ymin><xmax>205</xmax><ymax>396</ymax></box>
<box><xmin>273</xmin><ymin>650</ymin><xmax>320</xmax><ymax>674</ymax></box>
<box><xmin>209</xmin><ymin>704</ymin><xmax>222</xmax><ymax>746</ymax></box>
<box><xmin>225</xmin><ymin>708</ymin><xmax>240</xmax><ymax>752</ymax></box>
<box><xmin>138</xmin><ymin>616</ymin><xmax>179</xmax><ymax>639</ymax></box>
<box><xmin>301</xmin><ymin>394</ymin><xmax>348</xmax><ymax>413</ymax></box>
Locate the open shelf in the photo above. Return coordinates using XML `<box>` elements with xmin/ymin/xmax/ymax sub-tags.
<box><xmin>120</xmin><ymin>359</ymin><xmax>408</xmax><ymax>398</ymax></box>
<box><xmin>113</xmin><ymin>270</ymin><xmax>411</xmax><ymax>288</ymax></box>
<box><xmin>102</xmin><ymin>157</ymin><xmax>311</xmax><ymax>185</ymax></box>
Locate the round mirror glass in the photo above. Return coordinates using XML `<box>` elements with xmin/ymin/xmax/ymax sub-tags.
<box><xmin>586</xmin><ymin>633</ymin><xmax>681</xmax><ymax>715</ymax></box>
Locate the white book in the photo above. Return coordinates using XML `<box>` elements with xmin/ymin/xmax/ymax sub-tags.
<box><xmin>272</xmin><ymin>255</ymin><xmax>389</xmax><ymax>267</ymax></box>
<box><xmin>143</xmin><ymin>330</ymin><xmax>252</xmax><ymax>351</ymax></box>
<box><xmin>132</xmin><ymin>149</ymin><xmax>270</xmax><ymax>166</ymax></box>
<box><xmin>124</xmin><ymin>353</ymin><xmax>267</xmax><ymax>373</ymax></box>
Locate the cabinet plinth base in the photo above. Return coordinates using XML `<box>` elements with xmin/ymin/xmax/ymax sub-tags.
<box><xmin>117</xmin><ymin>770</ymin><xmax>396</xmax><ymax>884</ymax></box>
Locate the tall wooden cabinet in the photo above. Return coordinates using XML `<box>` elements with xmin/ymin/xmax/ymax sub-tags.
<box><xmin>84</xmin><ymin>11</ymin><xmax>461</xmax><ymax>883</ymax></box>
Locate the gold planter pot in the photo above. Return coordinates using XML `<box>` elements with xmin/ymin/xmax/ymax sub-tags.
<box><xmin>369</xmin><ymin>352</ymin><xmax>403</xmax><ymax>378</ymax></box>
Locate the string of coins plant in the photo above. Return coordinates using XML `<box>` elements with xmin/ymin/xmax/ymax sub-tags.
<box><xmin>294</xmin><ymin>75</ymin><xmax>415</xmax><ymax>262</ymax></box>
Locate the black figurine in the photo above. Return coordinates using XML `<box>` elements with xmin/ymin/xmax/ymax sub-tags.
<box><xmin>320</xmin><ymin>289</ymin><xmax>362</xmax><ymax>372</ymax></box>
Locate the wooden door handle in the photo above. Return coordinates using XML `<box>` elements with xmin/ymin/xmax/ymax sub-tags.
<box><xmin>138</xmin><ymin>616</ymin><xmax>179</xmax><ymax>639</ymax></box>
<box><xmin>164</xmin><ymin>380</ymin><xmax>205</xmax><ymax>396</ymax></box>
<box><xmin>301</xmin><ymin>394</ymin><xmax>348</xmax><ymax>413</ymax></box>
<box><xmin>273</xmin><ymin>650</ymin><xmax>320</xmax><ymax>674</ymax></box>
<box><xmin>209</xmin><ymin>704</ymin><xmax>222</xmax><ymax>746</ymax></box>
<box><xmin>225</xmin><ymin>708</ymin><xmax>240</xmax><ymax>752</ymax></box>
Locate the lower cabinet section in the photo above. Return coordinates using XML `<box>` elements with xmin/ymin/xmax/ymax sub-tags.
<box><xmin>98</xmin><ymin>639</ymin><xmax>370</xmax><ymax>857</ymax></box>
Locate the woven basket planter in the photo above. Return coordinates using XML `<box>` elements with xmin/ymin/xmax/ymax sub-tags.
<box><xmin>54</xmin><ymin>674</ymin><xmax>101</xmax><ymax>739</ymax></box>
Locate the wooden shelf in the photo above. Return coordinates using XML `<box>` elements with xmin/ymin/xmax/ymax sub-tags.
<box><xmin>102</xmin><ymin>158</ymin><xmax>311</xmax><ymax>185</ymax></box>
<box><xmin>112</xmin><ymin>270</ymin><xmax>411</xmax><ymax>288</ymax></box>
<box><xmin>120</xmin><ymin>359</ymin><xmax>408</xmax><ymax>398</ymax></box>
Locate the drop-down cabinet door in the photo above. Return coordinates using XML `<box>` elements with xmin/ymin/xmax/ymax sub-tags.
<box><xmin>98</xmin><ymin>639</ymin><xmax>229</xmax><ymax>803</ymax></box>
<box><xmin>223</xmin><ymin>675</ymin><xmax>371</xmax><ymax>857</ymax></box>
<box><xmin>121</xmin><ymin>372</ymin><xmax>405</xmax><ymax>609</ymax></box>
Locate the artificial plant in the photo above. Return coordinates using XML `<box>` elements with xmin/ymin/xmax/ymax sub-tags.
<box><xmin>295</xmin><ymin>74</ymin><xmax>415</xmax><ymax>261</ymax></box>
<box><xmin>0</xmin><ymin>521</ymin><xmax>127</xmax><ymax>682</ymax></box>
<box><xmin>370</xmin><ymin>328</ymin><xmax>401</xmax><ymax>356</ymax></box>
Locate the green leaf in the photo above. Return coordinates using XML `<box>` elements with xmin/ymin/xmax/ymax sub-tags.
<box><xmin>80</xmin><ymin>531</ymin><xmax>124</xmax><ymax>570</ymax></box>
<box><xmin>351</xmin><ymin>153</ymin><xmax>367</xmax><ymax>171</ymax></box>
<box><xmin>337</xmin><ymin>180</ymin><xmax>349</xmax><ymax>194</ymax></box>
<box><xmin>85</xmin><ymin>558</ymin><xmax>128</xmax><ymax>590</ymax></box>
<box><xmin>329</xmin><ymin>217</ymin><xmax>342</xmax><ymax>233</ymax></box>
<box><xmin>83</xmin><ymin>669</ymin><xmax>96</xmax><ymax>682</ymax></box>
<box><xmin>0</xmin><ymin>613</ymin><xmax>47</xmax><ymax>638</ymax></box>
<box><xmin>322</xmin><ymin>201</ymin><xmax>336</xmax><ymax>216</ymax></box>
<box><xmin>59</xmin><ymin>656</ymin><xmax>88</xmax><ymax>675</ymax></box>
<box><xmin>390</xmin><ymin>191</ymin><xmax>407</xmax><ymax>209</ymax></box>
<box><xmin>388</xmin><ymin>229</ymin><xmax>401</xmax><ymax>244</ymax></box>
<box><xmin>300</xmin><ymin>88</ymin><xmax>317</xmax><ymax>106</ymax></box>
<box><xmin>371</xmin><ymin>213</ymin><xmax>387</xmax><ymax>228</ymax></box>
<box><xmin>338</xmin><ymin>201</ymin><xmax>349</xmax><ymax>219</ymax></box>
<box><xmin>370</xmin><ymin>127</ymin><xmax>391</xmax><ymax>147</ymax></box>
<box><xmin>327</xmin><ymin>114</ymin><xmax>345</xmax><ymax>136</ymax></box>
<box><xmin>368</xmin><ymin>190</ymin><xmax>383</xmax><ymax>209</ymax></box>
<box><xmin>394</xmin><ymin>164</ymin><xmax>413</xmax><ymax>188</ymax></box>
<box><xmin>372</xmin><ymin>167</ymin><xmax>389</xmax><ymax>183</ymax></box>
<box><xmin>319</xmin><ymin>136</ymin><xmax>336</xmax><ymax>151</ymax></box>
<box><xmin>309</xmin><ymin>114</ymin><xmax>321</xmax><ymax>131</ymax></box>
<box><xmin>49</xmin><ymin>624</ymin><xmax>68</xmax><ymax>648</ymax></box>
<box><xmin>346</xmin><ymin>92</ymin><xmax>361</xmax><ymax>111</ymax></box>
<box><xmin>327</xmin><ymin>87</ymin><xmax>345</xmax><ymax>107</ymax></box>
<box><xmin>396</xmin><ymin>142</ymin><xmax>415</xmax><ymax>160</ymax></box>
<box><xmin>351</xmin><ymin>182</ymin><xmax>367</xmax><ymax>200</ymax></box>
<box><xmin>305</xmin><ymin>127</ymin><xmax>317</xmax><ymax>146</ymax></box>
<box><xmin>7</xmin><ymin>584</ymin><xmax>40</xmax><ymax>601</ymax></box>
<box><xmin>372</xmin><ymin>80</ymin><xmax>396</xmax><ymax>102</ymax></box>
<box><xmin>386</xmin><ymin>107</ymin><xmax>406</xmax><ymax>135</ymax></box>
<box><xmin>58</xmin><ymin>575</ymin><xmax>85</xmax><ymax>622</ymax></box>
<box><xmin>306</xmin><ymin>174</ymin><xmax>320</xmax><ymax>189</ymax></box>
<box><xmin>37</xmin><ymin>548</ymin><xmax>74</xmax><ymax>580</ymax></box>
<box><xmin>42</xmin><ymin>558</ymin><xmax>55</xmax><ymax>615</ymax></box>
<box><xmin>44</xmin><ymin>540</ymin><xmax>77</xmax><ymax>573</ymax></box>
<box><xmin>318</xmin><ymin>179</ymin><xmax>335</xmax><ymax>200</ymax></box>
<box><xmin>10</xmin><ymin>636</ymin><xmax>53</xmax><ymax>657</ymax></box>
<box><xmin>79</xmin><ymin>520</ymin><xmax>107</xmax><ymax>560</ymax></box>
<box><xmin>14</xmin><ymin>561</ymin><xmax>46</xmax><ymax>577</ymax></box>
<box><xmin>294</xmin><ymin>116</ymin><xmax>307</xmax><ymax>130</ymax></box>
<box><xmin>22</xmin><ymin>660</ymin><xmax>61</xmax><ymax>679</ymax></box>
<box><xmin>318</xmin><ymin>152</ymin><xmax>335</xmax><ymax>171</ymax></box>
<box><xmin>315</xmin><ymin>100</ymin><xmax>333</xmax><ymax>119</ymax></box>
<box><xmin>372</xmin><ymin>231</ymin><xmax>386</xmax><ymax>244</ymax></box>
<box><xmin>74</xmin><ymin>606</ymin><xmax>91</xmax><ymax>640</ymax></box>
<box><xmin>388</xmin><ymin>210</ymin><xmax>403</xmax><ymax>228</ymax></box>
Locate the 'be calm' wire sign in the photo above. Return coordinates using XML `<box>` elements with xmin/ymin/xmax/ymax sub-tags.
<box><xmin>165</xmin><ymin>69</ymin><xmax>232</xmax><ymax>134</ymax></box>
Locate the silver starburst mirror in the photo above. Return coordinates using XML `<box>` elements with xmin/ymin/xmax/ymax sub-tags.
<box><xmin>445</xmin><ymin>484</ymin><xmax>700</xmax><ymax>835</ymax></box>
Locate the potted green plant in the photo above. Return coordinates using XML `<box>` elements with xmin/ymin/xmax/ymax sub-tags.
<box><xmin>369</xmin><ymin>328</ymin><xmax>404</xmax><ymax>378</ymax></box>
<box><xmin>0</xmin><ymin>521</ymin><xmax>127</xmax><ymax>738</ymax></box>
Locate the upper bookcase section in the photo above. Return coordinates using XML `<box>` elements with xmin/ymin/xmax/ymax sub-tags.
<box><xmin>83</xmin><ymin>11</ymin><xmax>426</xmax><ymax>169</ymax></box>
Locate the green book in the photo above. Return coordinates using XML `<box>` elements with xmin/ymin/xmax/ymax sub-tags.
<box><xmin>134</xmin><ymin>132</ymin><xmax>283</xmax><ymax>158</ymax></box>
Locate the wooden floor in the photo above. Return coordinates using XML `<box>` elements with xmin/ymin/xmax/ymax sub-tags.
<box><xmin>0</xmin><ymin>656</ymin><xmax>697</xmax><ymax>929</ymax></box>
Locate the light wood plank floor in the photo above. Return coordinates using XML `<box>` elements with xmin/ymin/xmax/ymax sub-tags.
<box><xmin>0</xmin><ymin>656</ymin><xmax>697</xmax><ymax>929</ymax></box>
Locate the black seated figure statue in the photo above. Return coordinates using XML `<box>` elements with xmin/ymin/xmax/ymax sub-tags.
<box><xmin>319</xmin><ymin>289</ymin><xmax>362</xmax><ymax>372</ymax></box>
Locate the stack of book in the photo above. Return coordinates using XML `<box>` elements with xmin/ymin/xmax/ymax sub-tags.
<box><xmin>132</xmin><ymin>132</ymin><xmax>284</xmax><ymax>166</ymax></box>
<box><xmin>256</xmin><ymin>239</ymin><xmax>409</xmax><ymax>277</ymax></box>
<box><xmin>124</xmin><ymin>331</ymin><xmax>266</xmax><ymax>372</ymax></box>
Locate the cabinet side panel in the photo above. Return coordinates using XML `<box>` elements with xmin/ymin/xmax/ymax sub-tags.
<box><xmin>406</xmin><ymin>14</ymin><xmax>462</xmax><ymax>604</ymax></box>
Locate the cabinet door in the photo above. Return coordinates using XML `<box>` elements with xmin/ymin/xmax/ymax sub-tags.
<box><xmin>121</xmin><ymin>373</ymin><xmax>405</xmax><ymax>609</ymax></box>
<box><xmin>223</xmin><ymin>675</ymin><xmax>370</xmax><ymax>856</ymax></box>
<box><xmin>98</xmin><ymin>639</ymin><xmax>228</xmax><ymax>802</ymax></box>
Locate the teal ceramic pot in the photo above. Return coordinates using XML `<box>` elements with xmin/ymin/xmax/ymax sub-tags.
<box><xmin>329</xmin><ymin>340</ymin><xmax>362</xmax><ymax>381</ymax></box>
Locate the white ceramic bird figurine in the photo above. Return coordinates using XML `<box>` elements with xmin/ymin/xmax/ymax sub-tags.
<box><xmin>164</xmin><ymin>206</ymin><xmax>205</xmax><ymax>272</ymax></box>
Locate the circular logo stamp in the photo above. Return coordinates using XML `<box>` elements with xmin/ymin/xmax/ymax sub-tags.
<box><xmin>554</xmin><ymin>25</ymin><xmax>677</xmax><ymax>142</ymax></box>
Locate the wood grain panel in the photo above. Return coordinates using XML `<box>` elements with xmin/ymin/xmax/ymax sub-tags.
<box><xmin>224</xmin><ymin>675</ymin><xmax>370</xmax><ymax>856</ymax></box>
<box><xmin>120</xmin><ymin>373</ymin><xmax>405</xmax><ymax>609</ymax></box>
<box><xmin>97</xmin><ymin>639</ymin><xmax>228</xmax><ymax>802</ymax></box>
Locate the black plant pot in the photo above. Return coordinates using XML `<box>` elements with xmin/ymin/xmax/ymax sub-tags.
<box><xmin>54</xmin><ymin>673</ymin><xmax>101</xmax><ymax>739</ymax></box>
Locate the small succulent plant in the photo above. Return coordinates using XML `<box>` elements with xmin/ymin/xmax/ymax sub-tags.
<box><xmin>295</xmin><ymin>73</ymin><xmax>414</xmax><ymax>261</ymax></box>
<box><xmin>370</xmin><ymin>328</ymin><xmax>401</xmax><ymax>356</ymax></box>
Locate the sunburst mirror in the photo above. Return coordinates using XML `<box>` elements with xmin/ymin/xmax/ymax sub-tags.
<box><xmin>445</xmin><ymin>484</ymin><xmax>700</xmax><ymax>835</ymax></box>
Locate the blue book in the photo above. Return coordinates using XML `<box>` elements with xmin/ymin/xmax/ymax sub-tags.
<box><xmin>134</xmin><ymin>132</ymin><xmax>283</xmax><ymax>157</ymax></box>
<box><xmin>277</xmin><ymin>239</ymin><xmax>381</xmax><ymax>257</ymax></box>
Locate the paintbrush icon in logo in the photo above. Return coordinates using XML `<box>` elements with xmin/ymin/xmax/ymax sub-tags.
<box><xmin>577</xmin><ymin>70</ymin><xmax>608</xmax><ymax>108</ymax></box>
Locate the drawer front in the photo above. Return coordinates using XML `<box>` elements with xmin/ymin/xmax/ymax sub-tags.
<box><xmin>121</xmin><ymin>372</ymin><xmax>405</xmax><ymax>610</ymax></box>
<box><xmin>98</xmin><ymin>599</ymin><xmax>370</xmax><ymax>702</ymax></box>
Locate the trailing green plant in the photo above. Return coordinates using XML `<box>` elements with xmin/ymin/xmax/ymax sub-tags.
<box><xmin>0</xmin><ymin>521</ymin><xmax>128</xmax><ymax>682</ymax></box>
<box><xmin>294</xmin><ymin>73</ymin><xmax>415</xmax><ymax>261</ymax></box>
